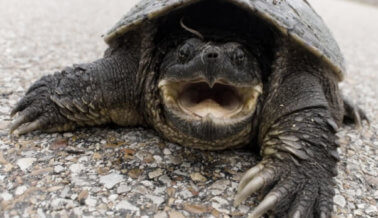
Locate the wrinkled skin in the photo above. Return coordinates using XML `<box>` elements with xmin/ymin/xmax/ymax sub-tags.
<box><xmin>153</xmin><ymin>38</ymin><xmax>263</xmax><ymax>149</ymax></box>
<box><xmin>10</xmin><ymin>11</ymin><xmax>367</xmax><ymax>218</ymax></box>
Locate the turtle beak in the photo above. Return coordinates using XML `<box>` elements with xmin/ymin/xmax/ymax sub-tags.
<box><xmin>159</xmin><ymin>79</ymin><xmax>262</xmax><ymax>122</ymax></box>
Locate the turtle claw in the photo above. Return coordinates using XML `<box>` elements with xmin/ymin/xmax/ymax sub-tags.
<box><xmin>320</xmin><ymin>211</ymin><xmax>329</xmax><ymax>218</ymax></box>
<box><xmin>248</xmin><ymin>194</ymin><xmax>278</xmax><ymax>218</ymax></box>
<box><xmin>292</xmin><ymin>211</ymin><xmax>302</xmax><ymax>218</ymax></box>
<box><xmin>10</xmin><ymin>114</ymin><xmax>29</xmax><ymax>133</ymax></box>
<box><xmin>10</xmin><ymin>101</ymin><xmax>47</xmax><ymax>135</ymax></box>
<box><xmin>11</xmin><ymin>108</ymin><xmax>75</xmax><ymax>135</ymax></box>
<box><xmin>237</xmin><ymin>163</ymin><xmax>264</xmax><ymax>192</ymax></box>
<box><xmin>13</xmin><ymin>119</ymin><xmax>44</xmax><ymax>136</ymax></box>
<box><xmin>235</xmin><ymin>163</ymin><xmax>276</xmax><ymax>207</ymax></box>
<box><xmin>235</xmin><ymin>156</ymin><xmax>334</xmax><ymax>217</ymax></box>
<box><xmin>235</xmin><ymin>175</ymin><xmax>265</xmax><ymax>206</ymax></box>
<box><xmin>10</xmin><ymin>107</ymin><xmax>41</xmax><ymax>134</ymax></box>
<box><xmin>10</xmin><ymin>78</ymin><xmax>74</xmax><ymax>135</ymax></box>
<box><xmin>287</xmin><ymin>182</ymin><xmax>318</xmax><ymax>218</ymax></box>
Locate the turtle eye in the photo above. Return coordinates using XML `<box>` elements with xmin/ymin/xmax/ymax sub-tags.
<box><xmin>232</xmin><ymin>48</ymin><xmax>245</xmax><ymax>64</ymax></box>
<box><xmin>178</xmin><ymin>43</ymin><xmax>193</xmax><ymax>63</ymax></box>
<box><xmin>231</xmin><ymin>47</ymin><xmax>246</xmax><ymax>65</ymax></box>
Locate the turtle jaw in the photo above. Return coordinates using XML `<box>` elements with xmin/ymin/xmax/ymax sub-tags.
<box><xmin>159</xmin><ymin>78</ymin><xmax>262</xmax><ymax>127</ymax></box>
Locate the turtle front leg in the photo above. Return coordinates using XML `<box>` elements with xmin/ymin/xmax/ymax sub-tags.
<box><xmin>10</xmin><ymin>48</ymin><xmax>142</xmax><ymax>135</ymax></box>
<box><xmin>236</xmin><ymin>108</ymin><xmax>339</xmax><ymax>217</ymax></box>
<box><xmin>235</xmin><ymin>71</ymin><xmax>342</xmax><ymax>217</ymax></box>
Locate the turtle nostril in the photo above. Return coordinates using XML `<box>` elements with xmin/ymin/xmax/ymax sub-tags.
<box><xmin>207</xmin><ymin>52</ymin><xmax>219</xmax><ymax>59</ymax></box>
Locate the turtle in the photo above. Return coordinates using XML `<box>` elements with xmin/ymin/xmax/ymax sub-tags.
<box><xmin>10</xmin><ymin>0</ymin><xmax>367</xmax><ymax>217</ymax></box>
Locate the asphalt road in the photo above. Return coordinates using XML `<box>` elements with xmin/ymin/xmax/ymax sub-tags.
<box><xmin>0</xmin><ymin>0</ymin><xmax>377</xmax><ymax>217</ymax></box>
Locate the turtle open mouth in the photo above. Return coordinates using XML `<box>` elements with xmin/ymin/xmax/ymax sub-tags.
<box><xmin>159</xmin><ymin>79</ymin><xmax>262</xmax><ymax>123</ymax></box>
<box><xmin>179</xmin><ymin>82</ymin><xmax>243</xmax><ymax>118</ymax></box>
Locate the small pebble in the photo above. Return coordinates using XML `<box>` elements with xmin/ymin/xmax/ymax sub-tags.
<box><xmin>0</xmin><ymin>121</ymin><xmax>10</xmax><ymax>130</ymax></box>
<box><xmin>169</xmin><ymin>211</ymin><xmax>185</xmax><ymax>218</ymax></box>
<box><xmin>99</xmin><ymin>172</ymin><xmax>124</xmax><ymax>189</ymax></box>
<box><xmin>158</xmin><ymin>175</ymin><xmax>172</xmax><ymax>185</ymax></box>
<box><xmin>154</xmin><ymin>212</ymin><xmax>167</xmax><ymax>218</ymax></box>
<box><xmin>163</xmin><ymin>148</ymin><xmax>171</xmax><ymax>155</ymax></box>
<box><xmin>69</xmin><ymin>164</ymin><xmax>84</xmax><ymax>174</ymax></box>
<box><xmin>183</xmin><ymin>204</ymin><xmax>209</xmax><ymax>214</ymax></box>
<box><xmin>178</xmin><ymin>187</ymin><xmax>193</xmax><ymax>199</ymax></box>
<box><xmin>85</xmin><ymin>197</ymin><xmax>97</xmax><ymax>207</ymax></box>
<box><xmin>146</xmin><ymin>194</ymin><xmax>165</xmax><ymax>206</ymax></box>
<box><xmin>117</xmin><ymin>184</ymin><xmax>131</xmax><ymax>194</ymax></box>
<box><xmin>190</xmin><ymin>172</ymin><xmax>207</xmax><ymax>182</ymax></box>
<box><xmin>15</xmin><ymin>185</ymin><xmax>27</xmax><ymax>195</ymax></box>
<box><xmin>365</xmin><ymin>205</ymin><xmax>377</xmax><ymax>215</ymax></box>
<box><xmin>63</xmin><ymin>133</ymin><xmax>73</xmax><ymax>137</ymax></box>
<box><xmin>16</xmin><ymin>158</ymin><xmax>36</xmax><ymax>171</ymax></box>
<box><xmin>353</xmin><ymin>209</ymin><xmax>363</xmax><ymax>216</ymax></box>
<box><xmin>374</xmin><ymin>190</ymin><xmax>378</xmax><ymax>199</ymax></box>
<box><xmin>109</xmin><ymin>194</ymin><xmax>118</xmax><ymax>201</ymax></box>
<box><xmin>54</xmin><ymin>165</ymin><xmax>65</xmax><ymax>173</ymax></box>
<box><xmin>334</xmin><ymin>195</ymin><xmax>346</xmax><ymax>207</ymax></box>
<box><xmin>77</xmin><ymin>190</ymin><xmax>89</xmax><ymax>204</ymax></box>
<box><xmin>149</xmin><ymin>168</ymin><xmax>163</xmax><ymax>179</ymax></box>
<box><xmin>116</xmin><ymin>200</ymin><xmax>139</xmax><ymax>211</ymax></box>
<box><xmin>1</xmin><ymin>192</ymin><xmax>13</xmax><ymax>201</ymax></box>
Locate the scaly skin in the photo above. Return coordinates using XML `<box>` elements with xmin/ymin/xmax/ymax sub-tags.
<box><xmin>10</xmin><ymin>40</ymin><xmax>142</xmax><ymax>135</ymax></box>
<box><xmin>236</xmin><ymin>107</ymin><xmax>339</xmax><ymax>217</ymax></box>
<box><xmin>234</xmin><ymin>43</ymin><xmax>344</xmax><ymax>217</ymax></box>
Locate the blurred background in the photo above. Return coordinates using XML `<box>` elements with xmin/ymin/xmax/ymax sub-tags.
<box><xmin>352</xmin><ymin>0</ymin><xmax>378</xmax><ymax>5</ymax></box>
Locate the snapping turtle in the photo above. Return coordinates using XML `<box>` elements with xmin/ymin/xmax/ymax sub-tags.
<box><xmin>10</xmin><ymin>0</ymin><xmax>367</xmax><ymax>217</ymax></box>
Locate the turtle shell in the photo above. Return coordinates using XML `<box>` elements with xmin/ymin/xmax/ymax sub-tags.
<box><xmin>104</xmin><ymin>0</ymin><xmax>345</xmax><ymax>81</ymax></box>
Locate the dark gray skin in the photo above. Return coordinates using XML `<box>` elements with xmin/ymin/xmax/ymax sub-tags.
<box><xmin>155</xmin><ymin>38</ymin><xmax>263</xmax><ymax>148</ymax></box>
<box><xmin>10</xmin><ymin>19</ymin><xmax>367</xmax><ymax>218</ymax></box>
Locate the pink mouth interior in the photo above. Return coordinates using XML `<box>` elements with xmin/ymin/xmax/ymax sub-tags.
<box><xmin>178</xmin><ymin>82</ymin><xmax>242</xmax><ymax>118</ymax></box>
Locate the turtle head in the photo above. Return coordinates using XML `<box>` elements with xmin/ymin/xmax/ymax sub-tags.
<box><xmin>158</xmin><ymin>37</ymin><xmax>263</xmax><ymax>147</ymax></box>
